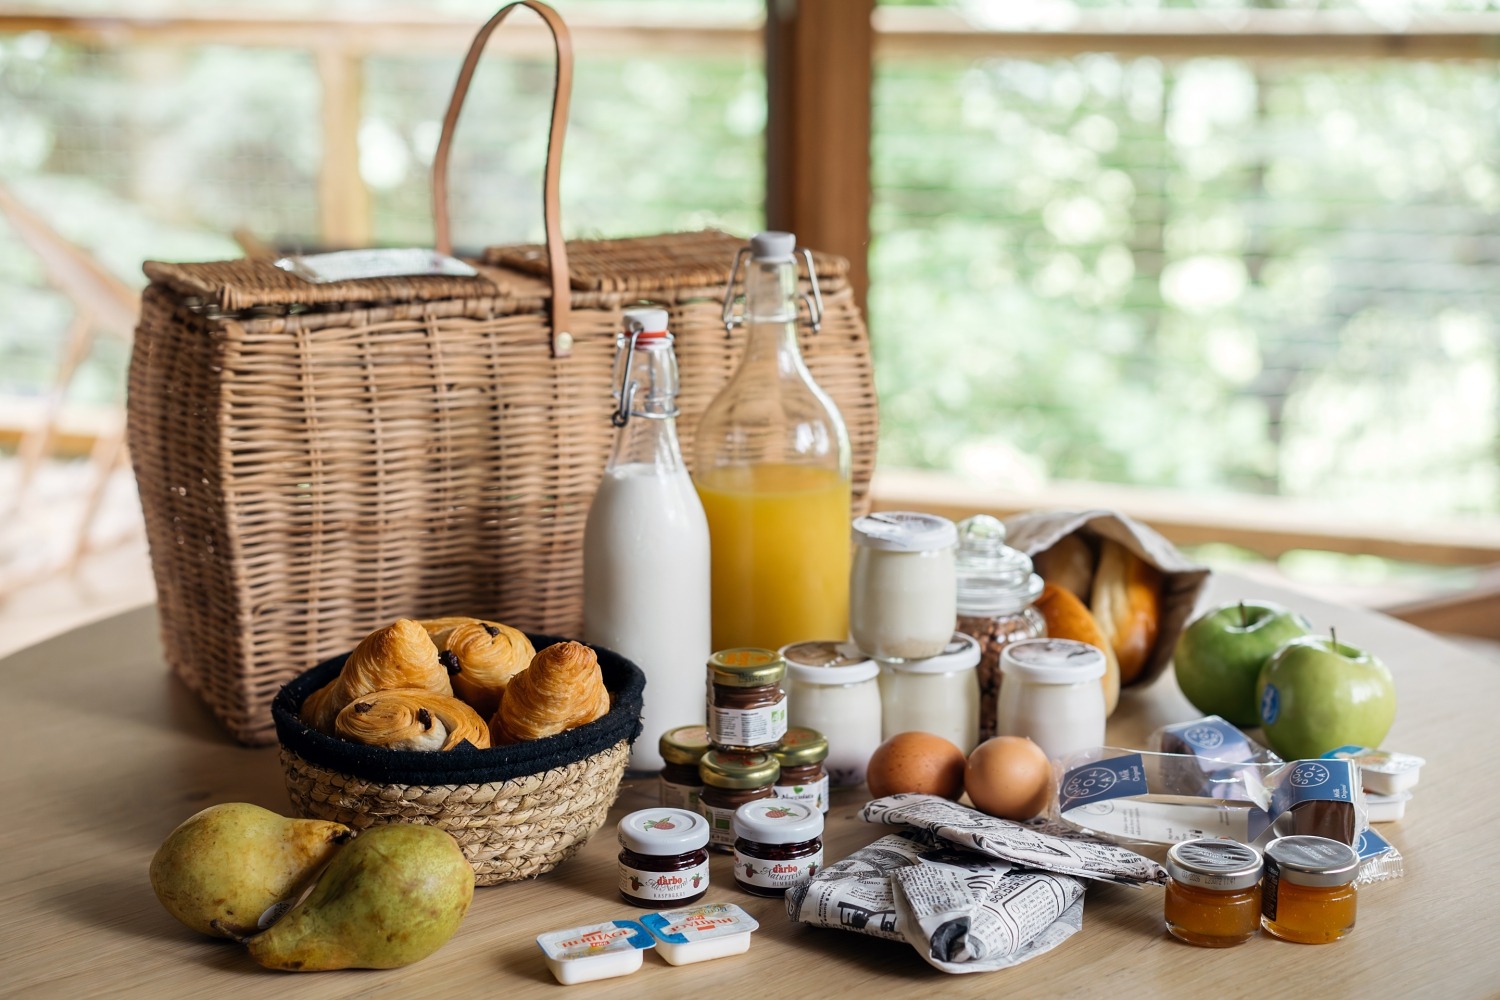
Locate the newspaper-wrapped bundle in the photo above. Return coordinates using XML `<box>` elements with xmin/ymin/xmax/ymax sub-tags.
<box><xmin>863</xmin><ymin>794</ymin><xmax>1168</xmax><ymax>886</ymax></box>
<box><xmin>786</xmin><ymin>832</ymin><xmax>1085</xmax><ymax>974</ymax></box>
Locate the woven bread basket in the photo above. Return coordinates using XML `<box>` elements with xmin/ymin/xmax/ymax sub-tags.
<box><xmin>127</xmin><ymin>1</ymin><xmax>878</xmax><ymax>746</ymax></box>
<box><xmin>270</xmin><ymin>634</ymin><xmax>644</xmax><ymax>885</ymax></box>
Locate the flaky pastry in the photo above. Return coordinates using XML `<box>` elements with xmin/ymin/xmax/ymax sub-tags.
<box><xmin>301</xmin><ymin>618</ymin><xmax>453</xmax><ymax>734</ymax></box>
<box><xmin>490</xmin><ymin>640</ymin><xmax>611</xmax><ymax>745</ymax></box>
<box><xmin>334</xmin><ymin>688</ymin><xmax>491</xmax><ymax>751</ymax></box>
<box><xmin>418</xmin><ymin>617</ymin><xmax>535</xmax><ymax>718</ymax></box>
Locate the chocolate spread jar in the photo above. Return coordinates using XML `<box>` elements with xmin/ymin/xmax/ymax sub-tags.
<box><xmin>658</xmin><ymin>724</ymin><xmax>711</xmax><ymax>810</ymax></box>
<box><xmin>706</xmin><ymin>648</ymin><xmax>788</xmax><ymax>752</ymax></box>
<box><xmin>771</xmin><ymin>727</ymin><xmax>829</xmax><ymax>813</ymax></box>
<box><xmin>698</xmin><ymin>749</ymin><xmax>779</xmax><ymax>851</ymax></box>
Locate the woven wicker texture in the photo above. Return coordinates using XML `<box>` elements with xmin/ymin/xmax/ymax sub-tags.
<box><xmin>280</xmin><ymin>740</ymin><xmax>629</xmax><ymax>884</ymax></box>
<box><xmin>128</xmin><ymin>230</ymin><xmax>878</xmax><ymax>745</ymax></box>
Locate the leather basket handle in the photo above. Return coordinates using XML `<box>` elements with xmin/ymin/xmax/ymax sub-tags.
<box><xmin>433</xmin><ymin>1</ymin><xmax>574</xmax><ymax>357</ymax></box>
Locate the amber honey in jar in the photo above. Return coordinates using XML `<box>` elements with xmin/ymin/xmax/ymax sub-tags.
<box><xmin>1261</xmin><ymin>836</ymin><xmax>1359</xmax><ymax>944</ymax></box>
<box><xmin>771</xmin><ymin>726</ymin><xmax>830</xmax><ymax>813</ymax></box>
<box><xmin>732</xmin><ymin>798</ymin><xmax>824</xmax><ymax>896</ymax></box>
<box><xmin>658</xmin><ymin>724</ymin><xmax>711</xmax><ymax>810</ymax></box>
<box><xmin>616</xmin><ymin>808</ymin><xmax>711</xmax><ymax>908</ymax></box>
<box><xmin>698</xmin><ymin>749</ymin><xmax>779</xmax><ymax>851</ymax></box>
<box><xmin>706</xmin><ymin>648</ymin><xmax>788</xmax><ymax>751</ymax></box>
<box><xmin>1163</xmin><ymin>838</ymin><xmax>1263</xmax><ymax>947</ymax></box>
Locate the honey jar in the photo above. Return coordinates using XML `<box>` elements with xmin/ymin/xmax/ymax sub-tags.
<box><xmin>1163</xmin><ymin>838</ymin><xmax>1263</xmax><ymax>947</ymax></box>
<box><xmin>1261</xmin><ymin>835</ymin><xmax>1360</xmax><ymax>944</ymax></box>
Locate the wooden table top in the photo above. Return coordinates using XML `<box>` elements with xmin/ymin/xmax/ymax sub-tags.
<box><xmin>2</xmin><ymin>574</ymin><xmax>1494</xmax><ymax>998</ymax></box>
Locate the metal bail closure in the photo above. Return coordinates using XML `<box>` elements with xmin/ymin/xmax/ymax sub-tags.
<box><xmin>610</xmin><ymin>328</ymin><xmax>645</xmax><ymax>427</ymax></box>
<box><xmin>720</xmin><ymin>243</ymin><xmax>825</xmax><ymax>335</ymax></box>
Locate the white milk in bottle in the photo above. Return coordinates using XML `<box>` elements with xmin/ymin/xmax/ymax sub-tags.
<box><xmin>583</xmin><ymin>308</ymin><xmax>712</xmax><ymax>772</ymax></box>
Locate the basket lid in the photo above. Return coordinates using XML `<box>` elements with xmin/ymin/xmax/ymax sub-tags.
<box><xmin>484</xmin><ymin>229</ymin><xmax>848</xmax><ymax>293</ymax></box>
<box><xmin>142</xmin><ymin>256</ymin><xmax>505</xmax><ymax>313</ymax></box>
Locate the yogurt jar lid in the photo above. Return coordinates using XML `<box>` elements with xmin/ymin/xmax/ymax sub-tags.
<box><xmin>1165</xmin><ymin>838</ymin><xmax>1263</xmax><ymax>891</ymax></box>
<box><xmin>885</xmin><ymin>631</ymin><xmax>981</xmax><ymax>674</ymax></box>
<box><xmin>851</xmin><ymin>511</ymin><xmax>959</xmax><ymax>552</ymax></box>
<box><xmin>708</xmin><ymin>648</ymin><xmax>786</xmax><ymax>688</ymax></box>
<box><xmin>732</xmin><ymin>798</ymin><xmax>824</xmax><ymax>844</ymax></box>
<box><xmin>780</xmin><ymin>641</ymin><xmax>879</xmax><ymax>684</ymax></box>
<box><xmin>659</xmin><ymin>725</ymin><xmax>712</xmax><ymax>766</ymax></box>
<box><xmin>1000</xmin><ymin>638</ymin><xmax>1106</xmax><ymax>684</ymax></box>
<box><xmin>1264</xmin><ymin>836</ymin><xmax>1361</xmax><ymax>887</ymax></box>
<box><xmin>618</xmin><ymin>808</ymin><xmax>711</xmax><ymax>855</ymax></box>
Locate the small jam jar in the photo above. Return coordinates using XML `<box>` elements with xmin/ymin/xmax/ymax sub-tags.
<box><xmin>699</xmin><ymin>749</ymin><xmax>780</xmax><ymax>851</ymax></box>
<box><xmin>732</xmin><ymin>798</ymin><xmax>825</xmax><ymax>896</ymax></box>
<box><xmin>1163</xmin><ymin>838</ymin><xmax>1264</xmax><ymax>947</ymax></box>
<box><xmin>658</xmin><ymin>725</ymin><xmax>711</xmax><ymax>810</ymax></box>
<box><xmin>706</xmin><ymin>649</ymin><xmax>788</xmax><ymax>752</ymax></box>
<box><xmin>617</xmin><ymin>808</ymin><xmax>711</xmax><ymax>908</ymax></box>
<box><xmin>1261</xmin><ymin>836</ymin><xmax>1360</xmax><ymax>944</ymax></box>
<box><xmin>771</xmin><ymin>726</ymin><xmax>830</xmax><ymax>813</ymax></box>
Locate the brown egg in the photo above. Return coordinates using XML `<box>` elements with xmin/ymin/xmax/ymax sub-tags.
<box><xmin>964</xmin><ymin>736</ymin><xmax>1053</xmax><ymax>820</ymax></box>
<box><xmin>865</xmin><ymin>731</ymin><xmax>967</xmax><ymax>800</ymax></box>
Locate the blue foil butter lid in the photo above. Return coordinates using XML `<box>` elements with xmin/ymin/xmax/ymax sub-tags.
<box><xmin>537</xmin><ymin>920</ymin><xmax>655</xmax><ymax>962</ymax></box>
<box><xmin>641</xmin><ymin>902</ymin><xmax>759</xmax><ymax>946</ymax></box>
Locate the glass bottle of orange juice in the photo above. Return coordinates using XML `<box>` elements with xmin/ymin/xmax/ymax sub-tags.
<box><xmin>694</xmin><ymin>231</ymin><xmax>852</xmax><ymax>650</ymax></box>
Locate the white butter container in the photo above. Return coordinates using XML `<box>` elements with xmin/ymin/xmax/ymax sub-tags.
<box><xmin>536</xmin><ymin>919</ymin><xmax>654</xmax><ymax>985</ymax></box>
<box><xmin>640</xmin><ymin>902</ymin><xmax>760</xmax><ymax>966</ymax></box>
<box><xmin>1365</xmin><ymin>790</ymin><xmax>1413</xmax><ymax>823</ymax></box>
<box><xmin>1321</xmin><ymin>745</ymin><xmax>1425</xmax><ymax>796</ymax></box>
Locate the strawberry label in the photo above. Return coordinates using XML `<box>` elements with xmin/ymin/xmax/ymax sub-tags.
<box><xmin>619</xmin><ymin>858</ymin><xmax>710</xmax><ymax>902</ymax></box>
<box><xmin>734</xmin><ymin>845</ymin><xmax>823</xmax><ymax>890</ymax></box>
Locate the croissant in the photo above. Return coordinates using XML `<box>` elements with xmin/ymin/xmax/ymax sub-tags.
<box><xmin>419</xmin><ymin>617</ymin><xmax>536</xmax><ymax>719</ymax></box>
<box><xmin>334</xmin><ymin>688</ymin><xmax>491</xmax><ymax>751</ymax></box>
<box><xmin>301</xmin><ymin>618</ymin><xmax>453</xmax><ymax>733</ymax></box>
<box><xmin>490</xmin><ymin>641</ymin><xmax>611</xmax><ymax>745</ymax></box>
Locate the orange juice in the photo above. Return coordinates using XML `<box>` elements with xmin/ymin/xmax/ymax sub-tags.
<box><xmin>695</xmin><ymin>463</ymin><xmax>851</xmax><ymax>650</ymax></box>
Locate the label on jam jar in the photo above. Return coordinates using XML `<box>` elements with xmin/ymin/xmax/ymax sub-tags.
<box><xmin>774</xmin><ymin>775</ymin><xmax>829</xmax><ymax>812</ymax></box>
<box><xmin>734</xmin><ymin>846</ymin><xmax>823</xmax><ymax>890</ymax></box>
<box><xmin>660</xmin><ymin>778</ymin><xmax>701</xmax><ymax>811</ymax></box>
<box><xmin>703</xmin><ymin>804</ymin><xmax>739</xmax><ymax>848</ymax></box>
<box><xmin>619</xmin><ymin>859</ymin><xmax>711</xmax><ymax>903</ymax></box>
<box><xmin>709</xmin><ymin>702</ymin><xmax>788</xmax><ymax>748</ymax></box>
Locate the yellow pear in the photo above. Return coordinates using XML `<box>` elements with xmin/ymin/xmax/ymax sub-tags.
<box><xmin>149</xmin><ymin>802</ymin><xmax>352</xmax><ymax>938</ymax></box>
<box><xmin>246</xmin><ymin>823</ymin><xmax>473</xmax><ymax>971</ymax></box>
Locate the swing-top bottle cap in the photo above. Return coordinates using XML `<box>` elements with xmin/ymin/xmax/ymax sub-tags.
<box><xmin>750</xmin><ymin>231</ymin><xmax>797</xmax><ymax>263</ymax></box>
<box><xmin>622</xmin><ymin>307</ymin><xmax>669</xmax><ymax>340</ymax></box>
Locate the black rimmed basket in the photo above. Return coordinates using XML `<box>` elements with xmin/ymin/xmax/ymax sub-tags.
<box><xmin>271</xmin><ymin>634</ymin><xmax>645</xmax><ymax>885</ymax></box>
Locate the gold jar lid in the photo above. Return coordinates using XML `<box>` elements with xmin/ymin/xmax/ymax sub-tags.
<box><xmin>708</xmin><ymin>648</ymin><xmax>786</xmax><ymax>688</ymax></box>
<box><xmin>772</xmin><ymin>727</ymin><xmax>829</xmax><ymax>768</ymax></box>
<box><xmin>659</xmin><ymin>725</ymin><xmax>712</xmax><ymax>766</ymax></box>
<box><xmin>699</xmin><ymin>749</ymin><xmax>780</xmax><ymax>789</ymax></box>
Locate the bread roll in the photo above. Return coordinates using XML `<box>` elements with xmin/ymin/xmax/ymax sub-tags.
<box><xmin>1033</xmin><ymin>533</ymin><xmax>1096</xmax><ymax>601</ymax></box>
<box><xmin>1035</xmin><ymin>582</ymin><xmax>1121</xmax><ymax>716</ymax></box>
<box><xmin>1089</xmin><ymin>539</ymin><xmax>1162</xmax><ymax>687</ymax></box>
<box><xmin>301</xmin><ymin>619</ymin><xmax>452</xmax><ymax>733</ymax></box>
<box><xmin>490</xmin><ymin>641</ymin><xmax>611</xmax><ymax>745</ymax></box>
<box><xmin>334</xmin><ymin>688</ymin><xmax>491</xmax><ymax>751</ymax></box>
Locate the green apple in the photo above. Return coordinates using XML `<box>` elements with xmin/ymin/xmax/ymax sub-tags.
<box><xmin>1174</xmin><ymin>601</ymin><xmax>1312</xmax><ymax>727</ymax></box>
<box><xmin>1256</xmin><ymin>633</ymin><xmax>1397</xmax><ymax>761</ymax></box>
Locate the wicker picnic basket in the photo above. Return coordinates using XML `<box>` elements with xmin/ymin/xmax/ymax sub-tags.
<box><xmin>126</xmin><ymin>1</ymin><xmax>878</xmax><ymax>745</ymax></box>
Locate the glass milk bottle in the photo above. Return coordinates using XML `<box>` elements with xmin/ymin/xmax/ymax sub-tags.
<box><xmin>584</xmin><ymin>308</ymin><xmax>712</xmax><ymax>772</ymax></box>
<box><xmin>694</xmin><ymin>232</ymin><xmax>852</xmax><ymax>651</ymax></box>
<box><xmin>952</xmin><ymin>515</ymin><xmax>1045</xmax><ymax>742</ymax></box>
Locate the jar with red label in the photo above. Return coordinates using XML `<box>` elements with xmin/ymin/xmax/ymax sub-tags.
<box><xmin>732</xmin><ymin>798</ymin><xmax>824</xmax><ymax>896</ymax></box>
<box><xmin>699</xmin><ymin>749</ymin><xmax>779</xmax><ymax>852</ymax></box>
<box><xmin>617</xmin><ymin>808</ymin><xmax>711</xmax><ymax>908</ymax></box>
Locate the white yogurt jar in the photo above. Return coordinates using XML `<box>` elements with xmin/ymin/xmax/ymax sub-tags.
<box><xmin>996</xmin><ymin>638</ymin><xmax>1106</xmax><ymax>760</ymax></box>
<box><xmin>877</xmin><ymin>632</ymin><xmax>982</xmax><ymax>753</ymax></box>
<box><xmin>850</xmin><ymin>512</ymin><xmax>958</xmax><ymax>661</ymax></box>
<box><xmin>780</xmin><ymin>641</ymin><xmax>882</xmax><ymax>788</ymax></box>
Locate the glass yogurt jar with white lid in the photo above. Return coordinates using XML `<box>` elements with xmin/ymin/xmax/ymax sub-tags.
<box><xmin>996</xmin><ymin>638</ymin><xmax>1107</xmax><ymax>760</ymax></box>
<box><xmin>877</xmin><ymin>631</ymin><xmax>982</xmax><ymax>753</ymax></box>
<box><xmin>849</xmin><ymin>512</ymin><xmax>958</xmax><ymax>661</ymax></box>
<box><xmin>780</xmin><ymin>641</ymin><xmax>881</xmax><ymax>788</ymax></box>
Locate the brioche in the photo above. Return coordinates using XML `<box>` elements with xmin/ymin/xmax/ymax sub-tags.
<box><xmin>1090</xmin><ymin>539</ymin><xmax>1162</xmax><ymax>687</ymax></box>
<box><xmin>1034</xmin><ymin>582</ymin><xmax>1121</xmax><ymax>716</ymax></box>
<box><xmin>419</xmin><ymin>617</ymin><xmax>535</xmax><ymax>719</ymax></box>
<box><xmin>1034</xmin><ymin>533</ymin><xmax>1096</xmax><ymax>601</ymax></box>
<box><xmin>490</xmin><ymin>641</ymin><xmax>611</xmax><ymax>745</ymax></box>
<box><xmin>300</xmin><ymin>618</ymin><xmax>452</xmax><ymax>733</ymax></box>
<box><xmin>334</xmin><ymin>688</ymin><xmax>491</xmax><ymax>751</ymax></box>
